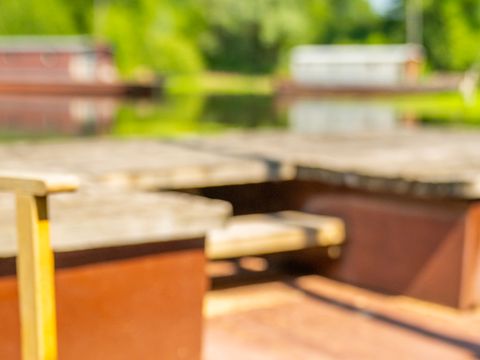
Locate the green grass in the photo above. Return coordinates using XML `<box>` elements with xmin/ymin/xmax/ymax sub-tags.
<box><xmin>4</xmin><ymin>85</ymin><xmax>480</xmax><ymax>142</ymax></box>
<box><xmin>382</xmin><ymin>92</ymin><xmax>480</xmax><ymax>125</ymax></box>
<box><xmin>166</xmin><ymin>73</ymin><xmax>480</xmax><ymax>126</ymax></box>
<box><xmin>166</xmin><ymin>72</ymin><xmax>273</xmax><ymax>95</ymax></box>
<box><xmin>317</xmin><ymin>91</ymin><xmax>480</xmax><ymax>126</ymax></box>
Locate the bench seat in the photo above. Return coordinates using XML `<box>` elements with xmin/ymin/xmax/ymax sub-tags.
<box><xmin>207</xmin><ymin>211</ymin><xmax>345</xmax><ymax>260</ymax></box>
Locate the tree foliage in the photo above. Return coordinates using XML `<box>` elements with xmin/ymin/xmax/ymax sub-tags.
<box><xmin>0</xmin><ymin>0</ymin><xmax>80</xmax><ymax>34</ymax></box>
<box><xmin>384</xmin><ymin>0</ymin><xmax>480</xmax><ymax>71</ymax></box>
<box><xmin>199</xmin><ymin>0</ymin><xmax>380</xmax><ymax>73</ymax></box>
<box><xmin>0</xmin><ymin>0</ymin><xmax>479</xmax><ymax>74</ymax></box>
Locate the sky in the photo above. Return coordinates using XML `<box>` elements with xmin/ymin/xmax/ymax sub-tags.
<box><xmin>369</xmin><ymin>0</ymin><xmax>394</xmax><ymax>14</ymax></box>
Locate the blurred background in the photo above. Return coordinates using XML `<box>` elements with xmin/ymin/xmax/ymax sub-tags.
<box><xmin>1</xmin><ymin>2</ymin><xmax>480</xmax><ymax>359</ymax></box>
<box><xmin>0</xmin><ymin>0</ymin><xmax>479</xmax><ymax>139</ymax></box>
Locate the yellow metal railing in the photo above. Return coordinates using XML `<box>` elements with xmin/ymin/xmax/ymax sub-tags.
<box><xmin>0</xmin><ymin>172</ymin><xmax>79</xmax><ymax>360</ymax></box>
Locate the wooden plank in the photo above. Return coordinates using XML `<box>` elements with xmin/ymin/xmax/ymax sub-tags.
<box><xmin>0</xmin><ymin>190</ymin><xmax>232</xmax><ymax>257</ymax></box>
<box><xmin>178</xmin><ymin>130</ymin><xmax>480</xmax><ymax>199</ymax></box>
<box><xmin>5</xmin><ymin>130</ymin><xmax>480</xmax><ymax>198</ymax></box>
<box><xmin>0</xmin><ymin>140</ymin><xmax>294</xmax><ymax>191</ymax></box>
<box><xmin>0</xmin><ymin>172</ymin><xmax>79</xmax><ymax>196</ymax></box>
<box><xmin>16</xmin><ymin>194</ymin><xmax>57</xmax><ymax>360</ymax></box>
<box><xmin>207</xmin><ymin>211</ymin><xmax>345</xmax><ymax>260</ymax></box>
<box><xmin>0</xmin><ymin>172</ymin><xmax>78</xmax><ymax>360</ymax></box>
<box><xmin>205</xmin><ymin>275</ymin><xmax>480</xmax><ymax>359</ymax></box>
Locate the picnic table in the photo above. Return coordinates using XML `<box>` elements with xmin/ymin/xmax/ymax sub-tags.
<box><xmin>178</xmin><ymin>130</ymin><xmax>480</xmax><ymax>309</ymax></box>
<box><xmin>1</xmin><ymin>129</ymin><xmax>480</xmax><ymax>310</ymax></box>
<box><xmin>0</xmin><ymin>179</ymin><xmax>230</xmax><ymax>360</ymax></box>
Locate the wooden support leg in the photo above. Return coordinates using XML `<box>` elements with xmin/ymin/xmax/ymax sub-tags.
<box><xmin>16</xmin><ymin>194</ymin><xmax>57</xmax><ymax>360</ymax></box>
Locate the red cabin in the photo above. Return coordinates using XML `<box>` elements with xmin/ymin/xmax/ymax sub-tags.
<box><xmin>0</xmin><ymin>35</ymin><xmax>118</xmax><ymax>84</ymax></box>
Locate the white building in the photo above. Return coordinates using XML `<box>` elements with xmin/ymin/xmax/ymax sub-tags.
<box><xmin>290</xmin><ymin>44</ymin><xmax>423</xmax><ymax>87</ymax></box>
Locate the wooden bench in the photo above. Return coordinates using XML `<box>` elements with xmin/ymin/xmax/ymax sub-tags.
<box><xmin>207</xmin><ymin>211</ymin><xmax>345</xmax><ymax>260</ymax></box>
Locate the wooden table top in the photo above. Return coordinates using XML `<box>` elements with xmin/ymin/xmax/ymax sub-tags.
<box><xmin>180</xmin><ymin>129</ymin><xmax>480</xmax><ymax>199</ymax></box>
<box><xmin>0</xmin><ymin>139</ymin><xmax>294</xmax><ymax>191</ymax></box>
<box><xmin>0</xmin><ymin>189</ymin><xmax>231</xmax><ymax>257</ymax></box>
<box><xmin>1</xmin><ymin>129</ymin><xmax>480</xmax><ymax>199</ymax></box>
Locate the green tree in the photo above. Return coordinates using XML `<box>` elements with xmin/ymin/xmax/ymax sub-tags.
<box><xmin>198</xmin><ymin>0</ymin><xmax>379</xmax><ymax>73</ymax></box>
<box><xmin>0</xmin><ymin>0</ymin><xmax>381</xmax><ymax>75</ymax></box>
<box><xmin>384</xmin><ymin>0</ymin><xmax>480</xmax><ymax>71</ymax></box>
<box><xmin>0</xmin><ymin>0</ymin><xmax>78</xmax><ymax>34</ymax></box>
<box><xmin>97</xmin><ymin>0</ymin><xmax>206</xmax><ymax>76</ymax></box>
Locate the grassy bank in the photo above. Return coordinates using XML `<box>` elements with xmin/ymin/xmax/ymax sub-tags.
<box><xmin>383</xmin><ymin>92</ymin><xmax>480</xmax><ymax>125</ymax></box>
<box><xmin>165</xmin><ymin>72</ymin><xmax>480</xmax><ymax>123</ymax></box>
<box><xmin>165</xmin><ymin>72</ymin><xmax>273</xmax><ymax>95</ymax></box>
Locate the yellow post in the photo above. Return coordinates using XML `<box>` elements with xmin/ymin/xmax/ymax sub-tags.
<box><xmin>0</xmin><ymin>172</ymin><xmax>78</xmax><ymax>360</ymax></box>
<box><xmin>16</xmin><ymin>194</ymin><xmax>57</xmax><ymax>360</ymax></box>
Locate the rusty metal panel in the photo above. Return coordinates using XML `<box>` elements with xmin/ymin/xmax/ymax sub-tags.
<box><xmin>0</xmin><ymin>239</ymin><xmax>205</xmax><ymax>359</ymax></box>
<box><xmin>294</xmin><ymin>183</ymin><xmax>473</xmax><ymax>308</ymax></box>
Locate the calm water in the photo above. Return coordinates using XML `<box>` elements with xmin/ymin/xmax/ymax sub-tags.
<box><xmin>0</xmin><ymin>94</ymin><xmax>477</xmax><ymax>140</ymax></box>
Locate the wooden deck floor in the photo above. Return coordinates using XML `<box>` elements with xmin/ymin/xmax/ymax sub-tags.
<box><xmin>204</xmin><ymin>274</ymin><xmax>480</xmax><ymax>359</ymax></box>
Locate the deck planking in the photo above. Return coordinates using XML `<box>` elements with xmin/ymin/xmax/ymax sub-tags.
<box><xmin>205</xmin><ymin>274</ymin><xmax>480</xmax><ymax>359</ymax></box>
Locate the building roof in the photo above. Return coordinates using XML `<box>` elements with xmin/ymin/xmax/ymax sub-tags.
<box><xmin>0</xmin><ymin>35</ymin><xmax>97</xmax><ymax>53</ymax></box>
<box><xmin>291</xmin><ymin>44</ymin><xmax>423</xmax><ymax>65</ymax></box>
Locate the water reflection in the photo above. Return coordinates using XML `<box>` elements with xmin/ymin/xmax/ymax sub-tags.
<box><xmin>288</xmin><ymin>98</ymin><xmax>408</xmax><ymax>134</ymax></box>
<box><xmin>114</xmin><ymin>95</ymin><xmax>285</xmax><ymax>137</ymax></box>
<box><xmin>0</xmin><ymin>95</ymin><xmax>116</xmax><ymax>139</ymax></box>
<box><xmin>0</xmin><ymin>95</ymin><xmax>286</xmax><ymax>139</ymax></box>
<box><xmin>0</xmin><ymin>93</ymin><xmax>463</xmax><ymax>140</ymax></box>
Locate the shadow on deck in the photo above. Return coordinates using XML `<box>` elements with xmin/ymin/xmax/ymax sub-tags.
<box><xmin>205</xmin><ymin>270</ymin><xmax>480</xmax><ymax>360</ymax></box>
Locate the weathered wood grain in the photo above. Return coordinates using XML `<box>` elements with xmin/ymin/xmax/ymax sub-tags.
<box><xmin>179</xmin><ymin>129</ymin><xmax>480</xmax><ymax>199</ymax></box>
<box><xmin>0</xmin><ymin>189</ymin><xmax>232</xmax><ymax>257</ymax></box>
<box><xmin>2</xmin><ymin>129</ymin><xmax>480</xmax><ymax>198</ymax></box>
<box><xmin>0</xmin><ymin>139</ymin><xmax>294</xmax><ymax>190</ymax></box>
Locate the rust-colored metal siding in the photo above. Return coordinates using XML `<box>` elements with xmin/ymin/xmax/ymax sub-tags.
<box><xmin>0</xmin><ymin>239</ymin><xmax>205</xmax><ymax>359</ymax></box>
